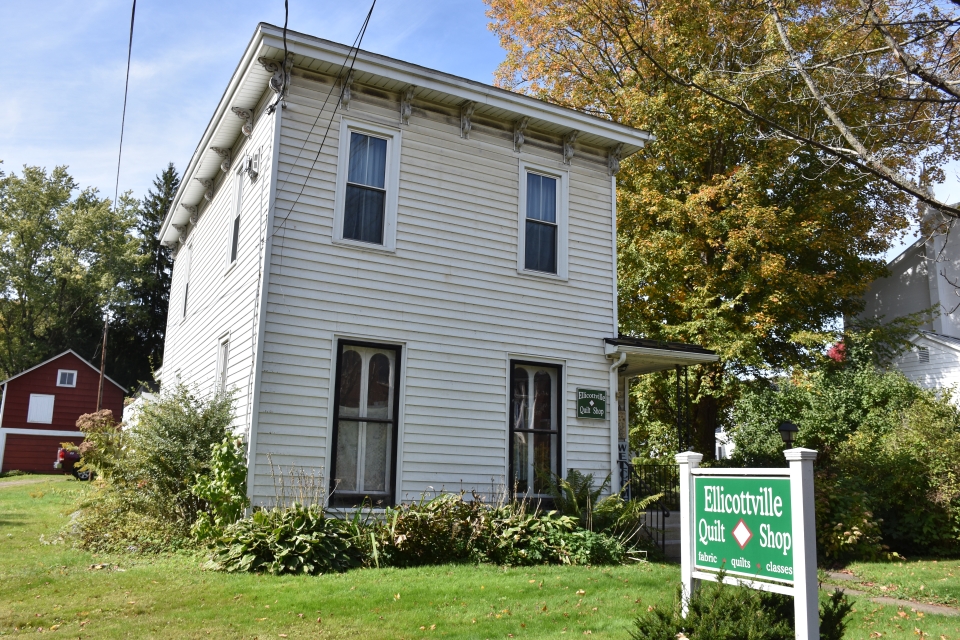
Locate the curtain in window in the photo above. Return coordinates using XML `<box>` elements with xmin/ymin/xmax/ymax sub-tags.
<box><xmin>525</xmin><ymin>173</ymin><xmax>557</xmax><ymax>273</ymax></box>
<box><xmin>333</xmin><ymin>345</ymin><xmax>397</xmax><ymax>501</ymax></box>
<box><xmin>511</xmin><ymin>363</ymin><xmax>559</xmax><ymax>497</ymax></box>
<box><xmin>344</xmin><ymin>133</ymin><xmax>387</xmax><ymax>245</ymax></box>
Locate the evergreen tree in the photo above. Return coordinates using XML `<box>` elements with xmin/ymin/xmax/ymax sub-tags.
<box><xmin>107</xmin><ymin>164</ymin><xmax>178</xmax><ymax>388</ymax></box>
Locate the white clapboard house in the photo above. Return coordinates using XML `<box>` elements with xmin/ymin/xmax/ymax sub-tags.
<box><xmin>158</xmin><ymin>24</ymin><xmax>719</xmax><ymax>508</ymax></box>
<box><xmin>861</xmin><ymin>206</ymin><xmax>960</xmax><ymax>394</ymax></box>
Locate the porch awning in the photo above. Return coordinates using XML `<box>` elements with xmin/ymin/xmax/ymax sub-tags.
<box><xmin>604</xmin><ymin>336</ymin><xmax>719</xmax><ymax>376</ymax></box>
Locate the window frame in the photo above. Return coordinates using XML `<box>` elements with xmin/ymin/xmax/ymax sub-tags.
<box><xmin>181</xmin><ymin>243</ymin><xmax>193</xmax><ymax>321</ymax></box>
<box><xmin>228</xmin><ymin>165</ymin><xmax>243</xmax><ymax>266</ymax></box>
<box><xmin>329</xmin><ymin>338</ymin><xmax>402</xmax><ymax>507</ymax></box>
<box><xmin>217</xmin><ymin>335</ymin><xmax>230</xmax><ymax>394</ymax></box>
<box><xmin>508</xmin><ymin>359</ymin><xmax>563</xmax><ymax>499</ymax></box>
<box><xmin>517</xmin><ymin>160</ymin><xmax>569</xmax><ymax>280</ymax></box>
<box><xmin>56</xmin><ymin>369</ymin><xmax>77</xmax><ymax>388</ymax></box>
<box><xmin>333</xmin><ymin>118</ymin><xmax>402</xmax><ymax>253</ymax></box>
<box><xmin>27</xmin><ymin>393</ymin><xmax>55</xmax><ymax>424</ymax></box>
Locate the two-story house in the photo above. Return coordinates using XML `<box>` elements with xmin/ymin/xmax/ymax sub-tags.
<box><xmin>158</xmin><ymin>24</ymin><xmax>718</xmax><ymax>508</ymax></box>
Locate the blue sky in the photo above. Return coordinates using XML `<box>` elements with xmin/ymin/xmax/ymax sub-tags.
<box><xmin>1</xmin><ymin>0</ymin><xmax>954</xmax><ymax>258</ymax></box>
<box><xmin>0</xmin><ymin>0</ymin><xmax>505</xmax><ymax>201</ymax></box>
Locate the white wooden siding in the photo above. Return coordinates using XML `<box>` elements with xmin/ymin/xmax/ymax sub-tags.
<box><xmin>893</xmin><ymin>335</ymin><xmax>960</xmax><ymax>395</ymax></box>
<box><xmin>162</xmin><ymin>88</ymin><xmax>276</xmax><ymax>436</ymax></box>
<box><xmin>250</xmin><ymin>74</ymin><xmax>617</xmax><ymax>505</ymax></box>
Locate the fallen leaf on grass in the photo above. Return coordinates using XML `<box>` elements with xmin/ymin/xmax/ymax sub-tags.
<box><xmin>869</xmin><ymin>633</ymin><xmax>882</xmax><ymax>638</ymax></box>
<box><xmin>529</xmin><ymin>580</ymin><xmax>536</xmax><ymax>583</ymax></box>
<box><xmin>576</xmin><ymin>590</ymin><xmax>586</xmax><ymax>596</ymax></box>
<box><xmin>279</xmin><ymin>635</ymin><xmax>288</xmax><ymax>638</ymax></box>
<box><xmin>394</xmin><ymin>593</ymin><xmax>401</xmax><ymax>601</ymax></box>
<box><xmin>256</xmin><ymin>617</ymin><xmax>267</xmax><ymax>621</ymax></box>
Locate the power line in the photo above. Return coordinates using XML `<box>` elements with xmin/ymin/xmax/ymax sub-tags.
<box><xmin>113</xmin><ymin>0</ymin><xmax>137</xmax><ymax>210</ymax></box>
<box><xmin>271</xmin><ymin>0</ymin><xmax>377</xmax><ymax>274</ymax></box>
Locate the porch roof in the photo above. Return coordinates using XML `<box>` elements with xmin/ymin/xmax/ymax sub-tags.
<box><xmin>604</xmin><ymin>336</ymin><xmax>719</xmax><ymax>376</ymax></box>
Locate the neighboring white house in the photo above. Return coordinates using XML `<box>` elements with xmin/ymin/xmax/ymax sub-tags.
<box><xmin>158</xmin><ymin>24</ymin><xmax>718</xmax><ymax>508</ymax></box>
<box><xmin>860</xmin><ymin>207</ymin><xmax>960</xmax><ymax>394</ymax></box>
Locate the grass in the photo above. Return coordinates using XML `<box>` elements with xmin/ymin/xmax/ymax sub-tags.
<box><xmin>837</xmin><ymin>558</ymin><xmax>960</xmax><ymax>607</ymax></box>
<box><xmin>1</xmin><ymin>476</ymin><xmax>958</xmax><ymax>639</ymax></box>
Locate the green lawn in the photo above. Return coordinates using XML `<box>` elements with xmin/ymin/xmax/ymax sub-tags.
<box><xmin>1</xmin><ymin>476</ymin><xmax>958</xmax><ymax>639</ymax></box>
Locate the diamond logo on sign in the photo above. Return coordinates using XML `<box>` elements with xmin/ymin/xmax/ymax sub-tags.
<box><xmin>733</xmin><ymin>519</ymin><xmax>753</xmax><ymax>549</ymax></box>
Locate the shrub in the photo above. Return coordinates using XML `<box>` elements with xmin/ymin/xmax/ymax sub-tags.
<box><xmin>732</xmin><ymin>361</ymin><xmax>960</xmax><ymax>558</ymax></box>
<box><xmin>207</xmin><ymin>503</ymin><xmax>363</xmax><ymax>575</ymax></box>
<box><xmin>69</xmin><ymin>385</ymin><xmax>235</xmax><ymax>552</ymax></box>
<box><xmin>191</xmin><ymin>435</ymin><xmax>249</xmax><ymax>541</ymax></box>
<box><xmin>631</xmin><ymin>573</ymin><xmax>852</xmax><ymax>640</ymax></box>
<box><xmin>375</xmin><ymin>493</ymin><xmax>485</xmax><ymax>567</ymax></box>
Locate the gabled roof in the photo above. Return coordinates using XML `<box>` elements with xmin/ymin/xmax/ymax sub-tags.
<box><xmin>0</xmin><ymin>350</ymin><xmax>127</xmax><ymax>393</ymax></box>
<box><xmin>916</xmin><ymin>330</ymin><xmax>960</xmax><ymax>353</ymax></box>
<box><xmin>160</xmin><ymin>23</ymin><xmax>653</xmax><ymax>244</ymax></box>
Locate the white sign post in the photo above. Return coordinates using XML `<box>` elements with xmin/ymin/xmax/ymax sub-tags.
<box><xmin>677</xmin><ymin>448</ymin><xmax>819</xmax><ymax>640</ymax></box>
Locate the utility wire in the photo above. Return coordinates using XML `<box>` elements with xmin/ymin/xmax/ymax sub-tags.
<box><xmin>113</xmin><ymin>0</ymin><xmax>137</xmax><ymax>210</ymax></box>
<box><xmin>271</xmin><ymin>0</ymin><xmax>376</xmax><ymax>270</ymax></box>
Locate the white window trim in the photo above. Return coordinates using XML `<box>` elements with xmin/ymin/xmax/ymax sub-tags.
<box><xmin>217</xmin><ymin>334</ymin><xmax>231</xmax><ymax>394</ymax></box>
<box><xmin>27</xmin><ymin>394</ymin><xmax>55</xmax><ymax>424</ymax></box>
<box><xmin>57</xmin><ymin>369</ymin><xmax>77</xmax><ymax>388</ymax></box>
<box><xmin>181</xmin><ymin>243</ymin><xmax>193</xmax><ymax>322</ymax></box>
<box><xmin>517</xmin><ymin>159</ymin><xmax>569</xmax><ymax>281</ymax></box>
<box><xmin>333</xmin><ymin>117</ymin><xmax>402</xmax><ymax>253</ymax></box>
<box><xmin>227</xmin><ymin>165</ymin><xmax>244</xmax><ymax>269</ymax></box>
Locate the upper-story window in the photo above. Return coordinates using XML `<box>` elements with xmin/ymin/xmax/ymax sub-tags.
<box><xmin>334</xmin><ymin>119</ymin><xmax>402</xmax><ymax>252</ymax></box>
<box><xmin>182</xmin><ymin>243</ymin><xmax>193</xmax><ymax>319</ymax></box>
<box><xmin>57</xmin><ymin>369</ymin><xmax>77</xmax><ymax>387</ymax></box>
<box><xmin>518</xmin><ymin>161</ymin><xmax>568</xmax><ymax>279</ymax></box>
<box><xmin>229</xmin><ymin>169</ymin><xmax>243</xmax><ymax>265</ymax></box>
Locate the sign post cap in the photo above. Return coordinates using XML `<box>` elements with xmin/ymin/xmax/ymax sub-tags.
<box><xmin>675</xmin><ymin>451</ymin><xmax>703</xmax><ymax>464</ymax></box>
<box><xmin>783</xmin><ymin>447</ymin><xmax>817</xmax><ymax>462</ymax></box>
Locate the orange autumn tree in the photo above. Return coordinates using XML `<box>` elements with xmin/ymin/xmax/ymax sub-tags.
<box><xmin>485</xmin><ymin>0</ymin><xmax>912</xmax><ymax>457</ymax></box>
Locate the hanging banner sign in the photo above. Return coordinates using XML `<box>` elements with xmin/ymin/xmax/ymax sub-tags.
<box><xmin>576</xmin><ymin>389</ymin><xmax>607</xmax><ymax>419</ymax></box>
<box><xmin>693</xmin><ymin>476</ymin><xmax>794</xmax><ymax>583</ymax></box>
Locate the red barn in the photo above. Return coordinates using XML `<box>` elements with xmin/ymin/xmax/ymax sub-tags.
<box><xmin>0</xmin><ymin>350</ymin><xmax>126</xmax><ymax>474</ymax></box>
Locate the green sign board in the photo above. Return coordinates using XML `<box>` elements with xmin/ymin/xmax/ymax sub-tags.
<box><xmin>576</xmin><ymin>389</ymin><xmax>606</xmax><ymax>419</ymax></box>
<box><xmin>693</xmin><ymin>476</ymin><xmax>794</xmax><ymax>583</ymax></box>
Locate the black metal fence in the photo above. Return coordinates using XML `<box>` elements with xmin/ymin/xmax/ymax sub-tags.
<box><xmin>621</xmin><ymin>462</ymin><xmax>680</xmax><ymax>556</ymax></box>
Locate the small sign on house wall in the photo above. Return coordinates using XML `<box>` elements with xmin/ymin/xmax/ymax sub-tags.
<box><xmin>576</xmin><ymin>389</ymin><xmax>607</xmax><ymax>419</ymax></box>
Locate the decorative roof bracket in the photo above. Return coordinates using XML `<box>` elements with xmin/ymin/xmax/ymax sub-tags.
<box><xmin>513</xmin><ymin>117</ymin><xmax>529</xmax><ymax>153</ymax></box>
<box><xmin>259</xmin><ymin>53</ymin><xmax>293</xmax><ymax>114</ymax></box>
<box><xmin>400</xmin><ymin>85</ymin><xmax>416</xmax><ymax>125</ymax></box>
<box><xmin>196</xmin><ymin>178</ymin><xmax>214</xmax><ymax>202</ymax></box>
<box><xmin>182</xmin><ymin>204</ymin><xmax>199</xmax><ymax>226</ymax></box>
<box><xmin>607</xmin><ymin>143</ymin><xmax>624</xmax><ymax>176</ymax></box>
<box><xmin>461</xmin><ymin>101</ymin><xmax>476</xmax><ymax>139</ymax></box>
<box><xmin>231</xmin><ymin>107</ymin><xmax>254</xmax><ymax>137</ymax></box>
<box><xmin>563</xmin><ymin>130</ymin><xmax>579</xmax><ymax>164</ymax></box>
<box><xmin>210</xmin><ymin>147</ymin><xmax>231</xmax><ymax>172</ymax></box>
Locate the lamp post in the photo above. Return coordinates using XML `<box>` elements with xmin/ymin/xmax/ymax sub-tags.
<box><xmin>778</xmin><ymin>421</ymin><xmax>799</xmax><ymax>448</ymax></box>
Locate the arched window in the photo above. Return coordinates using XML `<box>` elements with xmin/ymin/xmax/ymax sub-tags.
<box><xmin>510</xmin><ymin>362</ymin><xmax>560</xmax><ymax>497</ymax></box>
<box><xmin>332</xmin><ymin>342</ymin><xmax>400</xmax><ymax>506</ymax></box>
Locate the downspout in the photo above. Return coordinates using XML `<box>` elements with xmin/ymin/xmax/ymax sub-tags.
<box><xmin>608</xmin><ymin>351</ymin><xmax>626</xmax><ymax>493</ymax></box>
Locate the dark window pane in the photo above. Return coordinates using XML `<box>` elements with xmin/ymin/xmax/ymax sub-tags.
<box><xmin>533</xmin><ymin>432</ymin><xmax>555</xmax><ymax>494</ymax></box>
<box><xmin>364</xmin><ymin>421</ymin><xmax>389</xmax><ymax>492</ymax></box>
<box><xmin>344</xmin><ymin>185</ymin><xmax>385</xmax><ymax>244</ymax></box>
<box><xmin>339</xmin><ymin>350</ymin><xmax>362</xmax><ymax>417</ymax></box>
<box><xmin>512</xmin><ymin>367</ymin><xmax>529</xmax><ymax>431</ymax></box>
<box><xmin>526</xmin><ymin>173</ymin><xmax>556</xmax><ymax>223</ymax></box>
<box><xmin>512</xmin><ymin>431</ymin><xmax>529</xmax><ymax>494</ymax></box>
<box><xmin>367</xmin><ymin>353</ymin><xmax>392</xmax><ymax>420</ymax></box>
<box><xmin>348</xmin><ymin>133</ymin><xmax>387</xmax><ymax>189</ymax></box>
<box><xmin>533</xmin><ymin>371</ymin><xmax>553</xmax><ymax>430</ymax></box>
<box><xmin>230</xmin><ymin>214</ymin><xmax>240</xmax><ymax>263</ymax></box>
<box><xmin>336</xmin><ymin>420</ymin><xmax>359</xmax><ymax>491</ymax></box>
<box><xmin>525</xmin><ymin>220</ymin><xmax>557</xmax><ymax>273</ymax></box>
